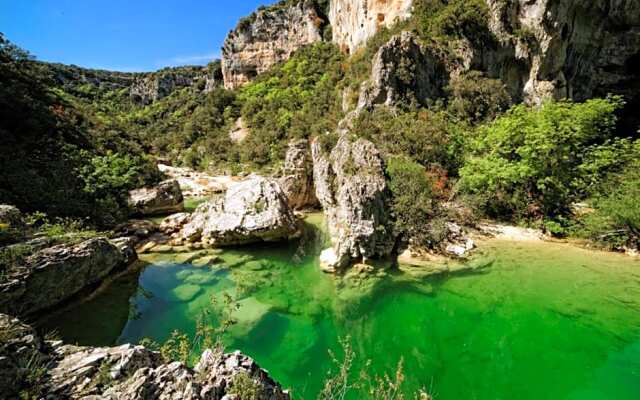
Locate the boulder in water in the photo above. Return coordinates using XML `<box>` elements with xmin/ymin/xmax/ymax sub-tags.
<box><xmin>177</xmin><ymin>176</ymin><xmax>299</xmax><ymax>246</ymax></box>
<box><xmin>311</xmin><ymin>135</ymin><xmax>397</xmax><ymax>271</ymax></box>
<box><xmin>128</xmin><ymin>179</ymin><xmax>184</xmax><ymax>216</ymax></box>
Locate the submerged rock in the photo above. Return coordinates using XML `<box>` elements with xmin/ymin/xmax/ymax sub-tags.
<box><xmin>0</xmin><ymin>238</ymin><xmax>126</xmax><ymax>317</ymax></box>
<box><xmin>311</xmin><ymin>135</ymin><xmax>396</xmax><ymax>271</ymax></box>
<box><xmin>177</xmin><ymin>176</ymin><xmax>299</xmax><ymax>246</ymax></box>
<box><xmin>0</xmin><ymin>314</ymin><xmax>289</xmax><ymax>400</ymax></box>
<box><xmin>128</xmin><ymin>179</ymin><xmax>184</xmax><ymax>216</ymax></box>
<box><xmin>278</xmin><ymin>139</ymin><xmax>318</xmax><ymax>210</ymax></box>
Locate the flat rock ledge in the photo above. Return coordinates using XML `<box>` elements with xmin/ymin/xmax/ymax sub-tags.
<box><xmin>0</xmin><ymin>314</ymin><xmax>290</xmax><ymax>400</ymax></box>
<box><xmin>175</xmin><ymin>176</ymin><xmax>300</xmax><ymax>247</ymax></box>
<box><xmin>0</xmin><ymin>237</ymin><xmax>133</xmax><ymax>317</ymax></box>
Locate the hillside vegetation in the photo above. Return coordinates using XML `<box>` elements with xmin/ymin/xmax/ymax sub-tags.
<box><xmin>1</xmin><ymin>0</ymin><xmax>638</xmax><ymax>249</ymax></box>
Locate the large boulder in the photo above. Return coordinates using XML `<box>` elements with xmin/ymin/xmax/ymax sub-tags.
<box><xmin>311</xmin><ymin>135</ymin><xmax>397</xmax><ymax>272</ymax></box>
<box><xmin>128</xmin><ymin>179</ymin><xmax>184</xmax><ymax>216</ymax></box>
<box><xmin>0</xmin><ymin>238</ymin><xmax>125</xmax><ymax>317</ymax></box>
<box><xmin>177</xmin><ymin>176</ymin><xmax>299</xmax><ymax>246</ymax></box>
<box><xmin>0</xmin><ymin>205</ymin><xmax>25</xmax><ymax>243</ymax></box>
<box><xmin>358</xmin><ymin>32</ymin><xmax>447</xmax><ymax>110</ymax></box>
<box><xmin>278</xmin><ymin>139</ymin><xmax>318</xmax><ymax>210</ymax></box>
<box><xmin>0</xmin><ymin>314</ymin><xmax>290</xmax><ymax>400</ymax></box>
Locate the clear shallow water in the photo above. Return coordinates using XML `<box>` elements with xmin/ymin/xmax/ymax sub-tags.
<box><xmin>40</xmin><ymin>215</ymin><xmax>640</xmax><ymax>399</ymax></box>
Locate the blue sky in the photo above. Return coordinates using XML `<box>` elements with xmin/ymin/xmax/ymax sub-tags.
<box><xmin>0</xmin><ymin>0</ymin><xmax>277</xmax><ymax>71</ymax></box>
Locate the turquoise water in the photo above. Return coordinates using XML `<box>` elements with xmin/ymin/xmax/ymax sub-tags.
<box><xmin>40</xmin><ymin>215</ymin><xmax>640</xmax><ymax>399</ymax></box>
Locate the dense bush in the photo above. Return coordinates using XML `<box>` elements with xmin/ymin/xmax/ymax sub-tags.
<box><xmin>574</xmin><ymin>152</ymin><xmax>640</xmax><ymax>250</ymax></box>
<box><xmin>353</xmin><ymin>107</ymin><xmax>466</xmax><ymax>176</ymax></box>
<box><xmin>459</xmin><ymin>97</ymin><xmax>630</xmax><ymax>221</ymax></box>
<box><xmin>386</xmin><ymin>157</ymin><xmax>447</xmax><ymax>249</ymax></box>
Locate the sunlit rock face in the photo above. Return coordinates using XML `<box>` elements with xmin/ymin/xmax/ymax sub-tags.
<box><xmin>221</xmin><ymin>0</ymin><xmax>323</xmax><ymax>89</ymax></box>
<box><xmin>329</xmin><ymin>0</ymin><xmax>413</xmax><ymax>54</ymax></box>
<box><xmin>178</xmin><ymin>176</ymin><xmax>299</xmax><ymax>246</ymax></box>
<box><xmin>311</xmin><ymin>135</ymin><xmax>396</xmax><ymax>271</ymax></box>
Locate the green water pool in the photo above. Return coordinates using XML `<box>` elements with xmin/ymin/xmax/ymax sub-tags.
<box><xmin>39</xmin><ymin>215</ymin><xmax>640</xmax><ymax>399</ymax></box>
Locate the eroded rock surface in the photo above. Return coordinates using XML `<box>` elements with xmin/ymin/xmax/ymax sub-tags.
<box><xmin>278</xmin><ymin>139</ymin><xmax>318</xmax><ymax>210</ymax></box>
<box><xmin>177</xmin><ymin>176</ymin><xmax>299</xmax><ymax>246</ymax></box>
<box><xmin>128</xmin><ymin>179</ymin><xmax>184</xmax><ymax>216</ymax></box>
<box><xmin>482</xmin><ymin>0</ymin><xmax>640</xmax><ymax>106</ymax></box>
<box><xmin>0</xmin><ymin>314</ymin><xmax>290</xmax><ymax>400</ymax></box>
<box><xmin>222</xmin><ymin>0</ymin><xmax>323</xmax><ymax>89</ymax></box>
<box><xmin>330</xmin><ymin>0</ymin><xmax>413</xmax><ymax>54</ymax></box>
<box><xmin>0</xmin><ymin>238</ymin><xmax>126</xmax><ymax>317</ymax></box>
<box><xmin>311</xmin><ymin>135</ymin><xmax>396</xmax><ymax>271</ymax></box>
<box><xmin>358</xmin><ymin>32</ymin><xmax>447</xmax><ymax>109</ymax></box>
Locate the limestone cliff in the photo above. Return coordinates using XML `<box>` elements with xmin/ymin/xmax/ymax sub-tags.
<box><xmin>480</xmin><ymin>0</ymin><xmax>640</xmax><ymax>106</ymax></box>
<box><xmin>221</xmin><ymin>0</ymin><xmax>324</xmax><ymax>89</ymax></box>
<box><xmin>330</xmin><ymin>0</ymin><xmax>413</xmax><ymax>54</ymax></box>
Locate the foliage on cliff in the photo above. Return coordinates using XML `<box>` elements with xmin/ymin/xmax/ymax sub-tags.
<box><xmin>237</xmin><ymin>42</ymin><xmax>344</xmax><ymax>167</ymax></box>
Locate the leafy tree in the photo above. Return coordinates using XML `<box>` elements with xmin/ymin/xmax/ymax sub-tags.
<box><xmin>459</xmin><ymin>97</ymin><xmax>628</xmax><ymax>220</ymax></box>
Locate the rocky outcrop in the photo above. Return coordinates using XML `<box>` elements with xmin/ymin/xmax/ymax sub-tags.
<box><xmin>129</xmin><ymin>65</ymin><xmax>221</xmax><ymax>105</ymax></box>
<box><xmin>311</xmin><ymin>135</ymin><xmax>396</xmax><ymax>272</ymax></box>
<box><xmin>481</xmin><ymin>0</ymin><xmax>640</xmax><ymax>106</ymax></box>
<box><xmin>158</xmin><ymin>164</ymin><xmax>239</xmax><ymax>197</ymax></box>
<box><xmin>0</xmin><ymin>205</ymin><xmax>25</xmax><ymax>242</ymax></box>
<box><xmin>0</xmin><ymin>314</ymin><xmax>289</xmax><ymax>400</ymax></box>
<box><xmin>221</xmin><ymin>0</ymin><xmax>323</xmax><ymax>89</ymax></box>
<box><xmin>128</xmin><ymin>179</ymin><xmax>184</xmax><ymax>216</ymax></box>
<box><xmin>278</xmin><ymin>139</ymin><xmax>318</xmax><ymax>210</ymax></box>
<box><xmin>177</xmin><ymin>176</ymin><xmax>299</xmax><ymax>246</ymax></box>
<box><xmin>330</xmin><ymin>0</ymin><xmax>413</xmax><ymax>54</ymax></box>
<box><xmin>44</xmin><ymin>62</ymin><xmax>221</xmax><ymax>106</ymax></box>
<box><xmin>358</xmin><ymin>32</ymin><xmax>447</xmax><ymax>109</ymax></box>
<box><xmin>0</xmin><ymin>238</ymin><xmax>126</xmax><ymax>317</ymax></box>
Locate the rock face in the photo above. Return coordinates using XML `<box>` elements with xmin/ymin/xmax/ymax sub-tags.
<box><xmin>311</xmin><ymin>135</ymin><xmax>396</xmax><ymax>271</ymax></box>
<box><xmin>128</xmin><ymin>179</ymin><xmax>184</xmax><ymax>216</ymax></box>
<box><xmin>482</xmin><ymin>0</ymin><xmax>640</xmax><ymax>106</ymax></box>
<box><xmin>221</xmin><ymin>0</ymin><xmax>323</xmax><ymax>89</ymax></box>
<box><xmin>129</xmin><ymin>65</ymin><xmax>222</xmax><ymax>105</ymax></box>
<box><xmin>0</xmin><ymin>314</ymin><xmax>290</xmax><ymax>400</ymax></box>
<box><xmin>178</xmin><ymin>176</ymin><xmax>299</xmax><ymax>246</ymax></box>
<box><xmin>330</xmin><ymin>0</ymin><xmax>413</xmax><ymax>54</ymax></box>
<box><xmin>0</xmin><ymin>238</ymin><xmax>125</xmax><ymax>316</ymax></box>
<box><xmin>278</xmin><ymin>139</ymin><xmax>318</xmax><ymax>210</ymax></box>
<box><xmin>358</xmin><ymin>32</ymin><xmax>447</xmax><ymax>109</ymax></box>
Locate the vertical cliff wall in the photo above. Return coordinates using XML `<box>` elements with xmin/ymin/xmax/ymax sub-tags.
<box><xmin>221</xmin><ymin>1</ymin><xmax>324</xmax><ymax>89</ymax></box>
<box><xmin>329</xmin><ymin>0</ymin><xmax>413</xmax><ymax>54</ymax></box>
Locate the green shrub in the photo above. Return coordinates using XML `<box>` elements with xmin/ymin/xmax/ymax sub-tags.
<box><xmin>459</xmin><ymin>97</ymin><xmax>626</xmax><ymax>221</ymax></box>
<box><xmin>575</xmin><ymin>164</ymin><xmax>640</xmax><ymax>250</ymax></box>
<box><xmin>237</xmin><ymin>42</ymin><xmax>344</xmax><ymax>167</ymax></box>
<box><xmin>386</xmin><ymin>157</ymin><xmax>443</xmax><ymax>248</ymax></box>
